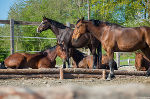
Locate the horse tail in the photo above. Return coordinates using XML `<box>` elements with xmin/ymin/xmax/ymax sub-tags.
<box><xmin>0</xmin><ymin>61</ymin><xmax>7</xmax><ymax>69</ymax></box>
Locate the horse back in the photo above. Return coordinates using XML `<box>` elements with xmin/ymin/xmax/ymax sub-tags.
<box><xmin>4</xmin><ymin>53</ymin><xmax>26</xmax><ymax>68</ymax></box>
<box><xmin>38</xmin><ymin>57</ymin><xmax>56</xmax><ymax>68</ymax></box>
<box><xmin>103</xmin><ymin>26</ymin><xmax>147</xmax><ymax>51</ymax></box>
<box><xmin>21</xmin><ymin>53</ymin><xmax>45</xmax><ymax>69</ymax></box>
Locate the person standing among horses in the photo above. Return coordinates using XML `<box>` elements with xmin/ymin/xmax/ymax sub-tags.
<box><xmin>37</xmin><ymin>16</ymin><xmax>102</xmax><ymax>69</ymax></box>
<box><xmin>72</xmin><ymin>17</ymin><xmax>150</xmax><ymax>80</ymax></box>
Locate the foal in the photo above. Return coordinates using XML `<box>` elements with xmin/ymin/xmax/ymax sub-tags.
<box><xmin>3</xmin><ymin>44</ymin><xmax>66</xmax><ymax>69</ymax></box>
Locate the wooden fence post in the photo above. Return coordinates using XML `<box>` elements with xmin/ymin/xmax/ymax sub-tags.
<box><xmin>102</xmin><ymin>69</ymin><xmax>106</xmax><ymax>80</ymax></box>
<box><xmin>116</xmin><ymin>52</ymin><xmax>120</xmax><ymax>68</ymax></box>
<box><xmin>10</xmin><ymin>19</ymin><xmax>14</xmax><ymax>54</ymax></box>
<box><xmin>60</xmin><ymin>68</ymin><xmax>64</xmax><ymax>80</ymax></box>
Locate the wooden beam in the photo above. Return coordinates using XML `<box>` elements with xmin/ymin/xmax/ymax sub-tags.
<box><xmin>14</xmin><ymin>21</ymin><xmax>41</xmax><ymax>25</ymax></box>
<box><xmin>0</xmin><ymin>20</ymin><xmax>40</xmax><ymax>25</ymax></box>
<box><xmin>0</xmin><ymin>20</ymin><xmax>10</xmax><ymax>24</ymax></box>
<box><xmin>10</xmin><ymin>19</ymin><xmax>14</xmax><ymax>54</ymax></box>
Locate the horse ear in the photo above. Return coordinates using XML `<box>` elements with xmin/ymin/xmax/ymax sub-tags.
<box><xmin>43</xmin><ymin>16</ymin><xmax>47</xmax><ymax>20</ymax></box>
<box><xmin>81</xmin><ymin>17</ymin><xmax>84</xmax><ymax>21</ymax></box>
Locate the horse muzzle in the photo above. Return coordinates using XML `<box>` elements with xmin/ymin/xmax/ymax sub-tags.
<box><xmin>37</xmin><ymin>28</ymin><xmax>42</xmax><ymax>33</ymax></box>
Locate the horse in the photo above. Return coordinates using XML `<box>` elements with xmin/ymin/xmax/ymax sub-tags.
<box><xmin>72</xmin><ymin>17</ymin><xmax>150</xmax><ymax>80</ymax></box>
<box><xmin>71</xmin><ymin>48</ymin><xmax>117</xmax><ymax>70</ymax></box>
<box><xmin>135</xmin><ymin>52</ymin><xmax>150</xmax><ymax>71</ymax></box>
<box><xmin>2</xmin><ymin>44</ymin><xmax>67</xmax><ymax>69</ymax></box>
<box><xmin>37</xmin><ymin>16</ymin><xmax>102</xmax><ymax>69</ymax></box>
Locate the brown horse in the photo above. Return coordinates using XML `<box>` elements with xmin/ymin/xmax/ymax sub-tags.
<box><xmin>73</xmin><ymin>55</ymin><xmax>118</xmax><ymax>70</ymax></box>
<box><xmin>135</xmin><ymin>52</ymin><xmax>150</xmax><ymax>71</ymax></box>
<box><xmin>2</xmin><ymin>44</ymin><xmax>66</xmax><ymax>69</ymax></box>
<box><xmin>71</xmin><ymin>48</ymin><xmax>117</xmax><ymax>70</ymax></box>
<box><xmin>72</xmin><ymin>17</ymin><xmax>150</xmax><ymax>80</ymax></box>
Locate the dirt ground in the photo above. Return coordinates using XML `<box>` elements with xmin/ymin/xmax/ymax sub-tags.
<box><xmin>0</xmin><ymin>66</ymin><xmax>150</xmax><ymax>88</ymax></box>
<box><xmin>0</xmin><ymin>76</ymin><xmax>150</xmax><ymax>88</ymax></box>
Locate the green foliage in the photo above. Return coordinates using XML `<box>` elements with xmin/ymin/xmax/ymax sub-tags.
<box><xmin>0</xmin><ymin>25</ymin><xmax>10</xmax><ymax>61</ymax></box>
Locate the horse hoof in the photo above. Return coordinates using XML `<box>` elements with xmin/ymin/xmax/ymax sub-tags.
<box><xmin>93</xmin><ymin>66</ymin><xmax>96</xmax><ymax>69</ymax></box>
<box><xmin>146</xmin><ymin>73</ymin><xmax>150</xmax><ymax>77</ymax></box>
<box><xmin>63</xmin><ymin>65</ymin><xmax>66</xmax><ymax>68</ymax></box>
<box><xmin>106</xmin><ymin>74</ymin><xmax>115</xmax><ymax>81</ymax></box>
<box><xmin>106</xmin><ymin>77</ymin><xmax>111</xmax><ymax>81</ymax></box>
<box><xmin>146</xmin><ymin>71</ymin><xmax>150</xmax><ymax>77</ymax></box>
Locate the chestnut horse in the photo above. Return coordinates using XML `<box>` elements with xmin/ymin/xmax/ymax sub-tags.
<box><xmin>72</xmin><ymin>17</ymin><xmax>150</xmax><ymax>80</ymax></box>
<box><xmin>71</xmin><ymin>48</ymin><xmax>117</xmax><ymax>70</ymax></box>
<box><xmin>76</xmin><ymin>55</ymin><xmax>118</xmax><ymax>70</ymax></box>
<box><xmin>2</xmin><ymin>44</ymin><xmax>66</xmax><ymax>69</ymax></box>
<box><xmin>135</xmin><ymin>52</ymin><xmax>150</xmax><ymax>71</ymax></box>
<box><xmin>37</xmin><ymin>16</ymin><xmax>102</xmax><ymax>69</ymax></box>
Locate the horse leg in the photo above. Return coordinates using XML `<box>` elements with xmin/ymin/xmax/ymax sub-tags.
<box><xmin>66</xmin><ymin>48</ymin><xmax>71</xmax><ymax>68</ymax></box>
<box><xmin>141</xmin><ymin>47</ymin><xmax>150</xmax><ymax>76</ymax></box>
<box><xmin>63</xmin><ymin>59</ymin><xmax>66</xmax><ymax>68</ymax></box>
<box><xmin>92</xmin><ymin>54</ymin><xmax>97</xmax><ymax>69</ymax></box>
<box><xmin>97</xmin><ymin>43</ymin><xmax>102</xmax><ymax>69</ymax></box>
<box><xmin>106</xmin><ymin>49</ymin><xmax>115</xmax><ymax>80</ymax></box>
<box><xmin>88</xmin><ymin>45</ymin><xmax>97</xmax><ymax>69</ymax></box>
<box><xmin>66</xmin><ymin>56</ymin><xmax>70</xmax><ymax>68</ymax></box>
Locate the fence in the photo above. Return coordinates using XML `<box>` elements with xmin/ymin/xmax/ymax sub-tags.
<box><xmin>0</xmin><ymin>19</ymin><xmax>135</xmax><ymax>66</ymax></box>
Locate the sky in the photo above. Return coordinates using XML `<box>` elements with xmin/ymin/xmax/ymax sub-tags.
<box><xmin>0</xmin><ymin>0</ymin><xmax>17</xmax><ymax>20</ymax></box>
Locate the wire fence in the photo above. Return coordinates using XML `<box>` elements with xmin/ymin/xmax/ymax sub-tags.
<box><xmin>0</xmin><ymin>35</ymin><xmax>57</xmax><ymax>53</ymax></box>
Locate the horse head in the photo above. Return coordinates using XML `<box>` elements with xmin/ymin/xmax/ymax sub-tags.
<box><xmin>37</xmin><ymin>16</ymin><xmax>51</xmax><ymax>33</ymax></box>
<box><xmin>56</xmin><ymin>42</ymin><xmax>67</xmax><ymax>60</ymax></box>
<box><xmin>72</xmin><ymin>17</ymin><xmax>88</xmax><ymax>41</ymax></box>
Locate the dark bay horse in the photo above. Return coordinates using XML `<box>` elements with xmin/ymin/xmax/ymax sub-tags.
<box><xmin>37</xmin><ymin>16</ymin><xmax>102</xmax><ymax>69</ymax></box>
<box><xmin>72</xmin><ymin>17</ymin><xmax>150</xmax><ymax>80</ymax></box>
<box><xmin>71</xmin><ymin>48</ymin><xmax>117</xmax><ymax>70</ymax></box>
<box><xmin>2</xmin><ymin>44</ymin><xmax>66</xmax><ymax>69</ymax></box>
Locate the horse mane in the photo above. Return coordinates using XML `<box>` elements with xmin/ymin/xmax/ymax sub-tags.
<box><xmin>40</xmin><ymin>45</ymin><xmax>57</xmax><ymax>53</ymax></box>
<box><xmin>89</xmin><ymin>19</ymin><xmax>123</xmax><ymax>27</ymax></box>
<box><xmin>76</xmin><ymin>19</ymin><xmax>81</xmax><ymax>25</ymax></box>
<box><xmin>76</xmin><ymin>19</ymin><xmax>122</xmax><ymax>27</ymax></box>
<box><xmin>46</xmin><ymin>18</ymin><xmax>67</xmax><ymax>29</ymax></box>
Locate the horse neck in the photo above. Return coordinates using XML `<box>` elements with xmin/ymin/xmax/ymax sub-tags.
<box><xmin>87</xmin><ymin>22</ymin><xmax>107</xmax><ymax>42</ymax></box>
<box><xmin>49</xmin><ymin>24</ymin><xmax>60</xmax><ymax>36</ymax></box>
<box><xmin>47</xmin><ymin>49</ymin><xmax>57</xmax><ymax>62</ymax></box>
<box><xmin>47</xmin><ymin>19</ymin><xmax>68</xmax><ymax>37</ymax></box>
